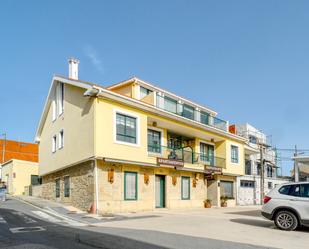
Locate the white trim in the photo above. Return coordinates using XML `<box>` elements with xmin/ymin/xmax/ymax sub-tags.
<box><xmin>113</xmin><ymin>108</ymin><xmax>141</xmax><ymax>147</ymax></box>
<box><xmin>230</xmin><ymin>144</ymin><xmax>240</xmax><ymax>165</ymax></box>
<box><xmin>58</xmin><ymin>129</ymin><xmax>64</xmax><ymax>150</ymax></box>
<box><xmin>52</xmin><ymin>135</ymin><xmax>57</xmax><ymax>153</ymax></box>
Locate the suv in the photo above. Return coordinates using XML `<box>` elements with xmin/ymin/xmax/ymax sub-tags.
<box><xmin>261</xmin><ymin>182</ymin><xmax>309</xmax><ymax>231</ymax></box>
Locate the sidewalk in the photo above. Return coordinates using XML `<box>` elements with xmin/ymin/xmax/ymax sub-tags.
<box><xmin>13</xmin><ymin>195</ymin><xmax>117</xmax><ymax>225</ymax></box>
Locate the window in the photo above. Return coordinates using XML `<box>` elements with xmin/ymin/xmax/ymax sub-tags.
<box><xmin>300</xmin><ymin>184</ymin><xmax>309</xmax><ymax>198</ymax></box>
<box><xmin>182</xmin><ymin>104</ymin><xmax>194</xmax><ymax>120</ymax></box>
<box><xmin>140</xmin><ymin>86</ymin><xmax>152</xmax><ymax>99</ymax></box>
<box><xmin>124</xmin><ymin>172</ymin><xmax>137</xmax><ymax>200</ymax></box>
<box><xmin>241</xmin><ymin>180</ymin><xmax>255</xmax><ymax>188</ymax></box>
<box><xmin>249</xmin><ymin>135</ymin><xmax>257</xmax><ymax>144</ymax></box>
<box><xmin>52</xmin><ymin>135</ymin><xmax>57</xmax><ymax>153</ymax></box>
<box><xmin>52</xmin><ymin>99</ymin><xmax>57</xmax><ymax>121</ymax></box>
<box><xmin>164</xmin><ymin>96</ymin><xmax>177</xmax><ymax>114</ymax></box>
<box><xmin>116</xmin><ymin>113</ymin><xmax>137</xmax><ymax>144</ymax></box>
<box><xmin>268</xmin><ymin>182</ymin><xmax>273</xmax><ymax>189</ymax></box>
<box><xmin>64</xmin><ymin>176</ymin><xmax>70</xmax><ymax>197</ymax></box>
<box><xmin>58</xmin><ymin>130</ymin><xmax>64</xmax><ymax>149</ymax></box>
<box><xmin>257</xmin><ymin>163</ymin><xmax>261</xmax><ymax>175</ymax></box>
<box><xmin>55</xmin><ymin>178</ymin><xmax>60</xmax><ymax>198</ymax></box>
<box><xmin>148</xmin><ymin>129</ymin><xmax>161</xmax><ymax>153</ymax></box>
<box><xmin>279</xmin><ymin>185</ymin><xmax>292</xmax><ymax>195</ymax></box>
<box><xmin>267</xmin><ymin>165</ymin><xmax>273</xmax><ymax>177</ymax></box>
<box><xmin>181</xmin><ymin>176</ymin><xmax>190</xmax><ymax>200</ymax></box>
<box><xmin>231</xmin><ymin>145</ymin><xmax>239</xmax><ymax>163</ymax></box>
<box><xmin>200</xmin><ymin>143</ymin><xmax>214</xmax><ymax>166</ymax></box>
<box><xmin>57</xmin><ymin>82</ymin><xmax>64</xmax><ymax>116</ymax></box>
<box><xmin>200</xmin><ymin>111</ymin><xmax>209</xmax><ymax>125</ymax></box>
<box><xmin>31</xmin><ymin>175</ymin><xmax>40</xmax><ymax>186</ymax></box>
<box><xmin>245</xmin><ymin>160</ymin><xmax>252</xmax><ymax>175</ymax></box>
<box><xmin>220</xmin><ymin>181</ymin><xmax>233</xmax><ymax>198</ymax></box>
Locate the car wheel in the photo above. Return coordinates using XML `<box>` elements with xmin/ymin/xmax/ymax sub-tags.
<box><xmin>274</xmin><ymin>210</ymin><xmax>298</xmax><ymax>231</ymax></box>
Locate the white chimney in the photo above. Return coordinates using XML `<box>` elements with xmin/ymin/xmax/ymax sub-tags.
<box><xmin>68</xmin><ymin>57</ymin><xmax>80</xmax><ymax>80</ymax></box>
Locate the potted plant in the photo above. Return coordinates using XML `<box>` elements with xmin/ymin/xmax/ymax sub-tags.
<box><xmin>203</xmin><ymin>199</ymin><xmax>212</xmax><ymax>208</ymax></box>
<box><xmin>220</xmin><ymin>196</ymin><xmax>228</xmax><ymax>207</ymax></box>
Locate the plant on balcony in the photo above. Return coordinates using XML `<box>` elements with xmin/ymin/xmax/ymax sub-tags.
<box><xmin>220</xmin><ymin>196</ymin><xmax>228</xmax><ymax>207</ymax></box>
<box><xmin>203</xmin><ymin>199</ymin><xmax>212</xmax><ymax>208</ymax></box>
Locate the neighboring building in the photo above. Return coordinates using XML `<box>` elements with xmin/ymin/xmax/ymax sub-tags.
<box><xmin>1</xmin><ymin>159</ymin><xmax>39</xmax><ymax>195</ymax></box>
<box><xmin>292</xmin><ymin>156</ymin><xmax>309</xmax><ymax>182</ymax></box>
<box><xmin>35</xmin><ymin>58</ymin><xmax>246</xmax><ymax>213</ymax></box>
<box><xmin>233</xmin><ymin>123</ymin><xmax>289</xmax><ymax>205</ymax></box>
<box><xmin>0</xmin><ymin>139</ymin><xmax>38</xmax><ymax>182</ymax></box>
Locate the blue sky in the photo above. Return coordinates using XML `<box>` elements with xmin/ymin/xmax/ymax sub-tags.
<box><xmin>1</xmin><ymin>1</ymin><xmax>308</xmax><ymax>174</ymax></box>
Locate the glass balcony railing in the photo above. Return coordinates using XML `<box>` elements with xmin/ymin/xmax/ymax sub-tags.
<box><xmin>148</xmin><ymin>145</ymin><xmax>226</xmax><ymax>168</ymax></box>
<box><xmin>155</xmin><ymin>95</ymin><xmax>227</xmax><ymax>131</ymax></box>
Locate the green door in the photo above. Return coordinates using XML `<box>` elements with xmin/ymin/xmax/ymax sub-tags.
<box><xmin>155</xmin><ymin>175</ymin><xmax>165</xmax><ymax>208</ymax></box>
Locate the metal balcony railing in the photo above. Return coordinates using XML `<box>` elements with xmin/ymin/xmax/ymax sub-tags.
<box><xmin>155</xmin><ymin>95</ymin><xmax>228</xmax><ymax>132</ymax></box>
<box><xmin>148</xmin><ymin>145</ymin><xmax>226</xmax><ymax>168</ymax></box>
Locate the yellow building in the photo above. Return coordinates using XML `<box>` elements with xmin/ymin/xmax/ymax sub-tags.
<box><xmin>1</xmin><ymin>159</ymin><xmax>39</xmax><ymax>195</ymax></box>
<box><xmin>35</xmin><ymin>60</ymin><xmax>246</xmax><ymax>213</ymax></box>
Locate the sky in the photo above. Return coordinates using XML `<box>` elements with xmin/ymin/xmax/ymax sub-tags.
<box><xmin>1</xmin><ymin>0</ymin><xmax>308</xmax><ymax>175</ymax></box>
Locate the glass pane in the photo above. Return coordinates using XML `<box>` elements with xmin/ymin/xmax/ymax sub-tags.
<box><xmin>183</xmin><ymin>104</ymin><xmax>194</xmax><ymax>120</ymax></box>
<box><xmin>164</xmin><ymin>97</ymin><xmax>177</xmax><ymax>113</ymax></box>
<box><xmin>220</xmin><ymin>181</ymin><xmax>233</xmax><ymax>198</ymax></box>
<box><xmin>148</xmin><ymin>129</ymin><xmax>161</xmax><ymax>153</ymax></box>
<box><xmin>182</xmin><ymin>177</ymin><xmax>190</xmax><ymax>199</ymax></box>
<box><xmin>125</xmin><ymin>173</ymin><xmax>136</xmax><ymax>199</ymax></box>
<box><xmin>200</xmin><ymin>112</ymin><xmax>209</xmax><ymax>125</ymax></box>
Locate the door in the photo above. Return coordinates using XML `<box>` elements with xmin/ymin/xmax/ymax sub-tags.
<box><xmin>155</xmin><ymin>175</ymin><xmax>165</xmax><ymax>208</ymax></box>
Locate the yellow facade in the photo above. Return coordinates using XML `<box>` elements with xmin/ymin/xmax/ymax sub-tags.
<box><xmin>1</xmin><ymin>159</ymin><xmax>39</xmax><ymax>195</ymax></box>
<box><xmin>37</xmin><ymin>75</ymin><xmax>246</xmax><ymax>213</ymax></box>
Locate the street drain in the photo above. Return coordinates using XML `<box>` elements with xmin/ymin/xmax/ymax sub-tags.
<box><xmin>10</xmin><ymin>226</ymin><xmax>46</xmax><ymax>233</ymax></box>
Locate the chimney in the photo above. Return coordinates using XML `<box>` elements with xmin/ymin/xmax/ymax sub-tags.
<box><xmin>68</xmin><ymin>57</ymin><xmax>79</xmax><ymax>80</ymax></box>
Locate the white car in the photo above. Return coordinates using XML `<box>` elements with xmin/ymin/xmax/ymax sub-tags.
<box><xmin>261</xmin><ymin>182</ymin><xmax>309</xmax><ymax>231</ymax></box>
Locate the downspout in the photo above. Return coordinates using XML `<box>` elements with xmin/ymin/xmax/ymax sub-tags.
<box><xmin>94</xmin><ymin>159</ymin><xmax>99</xmax><ymax>215</ymax></box>
<box><xmin>84</xmin><ymin>86</ymin><xmax>102</xmax><ymax>214</ymax></box>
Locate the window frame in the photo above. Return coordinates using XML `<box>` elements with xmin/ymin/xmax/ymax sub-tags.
<box><xmin>220</xmin><ymin>180</ymin><xmax>234</xmax><ymax>198</ymax></box>
<box><xmin>52</xmin><ymin>135</ymin><xmax>57</xmax><ymax>153</ymax></box>
<box><xmin>147</xmin><ymin>128</ymin><xmax>162</xmax><ymax>154</ymax></box>
<box><xmin>124</xmin><ymin>171</ymin><xmax>138</xmax><ymax>201</ymax></box>
<box><xmin>55</xmin><ymin>178</ymin><xmax>60</xmax><ymax>198</ymax></box>
<box><xmin>114</xmin><ymin>109</ymin><xmax>140</xmax><ymax>147</ymax></box>
<box><xmin>64</xmin><ymin>175</ymin><xmax>70</xmax><ymax>198</ymax></box>
<box><xmin>58</xmin><ymin>130</ymin><xmax>64</xmax><ymax>150</ymax></box>
<box><xmin>57</xmin><ymin>82</ymin><xmax>64</xmax><ymax>117</ymax></box>
<box><xmin>182</xmin><ymin>104</ymin><xmax>195</xmax><ymax>120</ymax></box>
<box><xmin>240</xmin><ymin>180</ymin><xmax>255</xmax><ymax>188</ymax></box>
<box><xmin>231</xmin><ymin>145</ymin><xmax>239</xmax><ymax>164</ymax></box>
<box><xmin>181</xmin><ymin>176</ymin><xmax>190</xmax><ymax>200</ymax></box>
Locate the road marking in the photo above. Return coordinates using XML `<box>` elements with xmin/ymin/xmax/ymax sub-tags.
<box><xmin>0</xmin><ymin>216</ymin><xmax>7</xmax><ymax>224</ymax></box>
<box><xmin>32</xmin><ymin>211</ymin><xmax>62</xmax><ymax>223</ymax></box>
<box><xmin>12</xmin><ymin>211</ymin><xmax>37</xmax><ymax>224</ymax></box>
<box><xmin>9</xmin><ymin>226</ymin><xmax>45</xmax><ymax>233</ymax></box>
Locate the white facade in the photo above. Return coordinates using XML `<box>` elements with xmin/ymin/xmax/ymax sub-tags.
<box><xmin>235</xmin><ymin>124</ymin><xmax>290</xmax><ymax>205</ymax></box>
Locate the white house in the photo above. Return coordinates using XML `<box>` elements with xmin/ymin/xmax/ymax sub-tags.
<box><xmin>235</xmin><ymin>124</ymin><xmax>289</xmax><ymax>205</ymax></box>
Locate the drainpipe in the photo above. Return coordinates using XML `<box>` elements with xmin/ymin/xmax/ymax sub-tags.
<box><xmin>94</xmin><ymin>159</ymin><xmax>99</xmax><ymax>215</ymax></box>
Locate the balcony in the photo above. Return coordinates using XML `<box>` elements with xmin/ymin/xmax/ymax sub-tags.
<box><xmin>155</xmin><ymin>95</ymin><xmax>227</xmax><ymax>132</ymax></box>
<box><xmin>148</xmin><ymin>145</ymin><xmax>226</xmax><ymax>169</ymax></box>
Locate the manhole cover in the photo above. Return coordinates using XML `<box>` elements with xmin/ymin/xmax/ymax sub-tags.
<box><xmin>10</xmin><ymin>226</ymin><xmax>46</xmax><ymax>233</ymax></box>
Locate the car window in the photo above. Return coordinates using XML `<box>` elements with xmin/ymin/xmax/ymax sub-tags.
<box><xmin>289</xmin><ymin>185</ymin><xmax>301</xmax><ymax>197</ymax></box>
<box><xmin>300</xmin><ymin>184</ymin><xmax>309</xmax><ymax>198</ymax></box>
<box><xmin>279</xmin><ymin>185</ymin><xmax>292</xmax><ymax>195</ymax></box>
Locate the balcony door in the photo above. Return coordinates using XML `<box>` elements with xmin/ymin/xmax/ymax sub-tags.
<box><xmin>200</xmin><ymin>143</ymin><xmax>214</xmax><ymax>166</ymax></box>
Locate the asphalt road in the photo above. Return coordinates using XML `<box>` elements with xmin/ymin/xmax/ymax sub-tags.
<box><xmin>0</xmin><ymin>197</ymin><xmax>272</xmax><ymax>249</ymax></box>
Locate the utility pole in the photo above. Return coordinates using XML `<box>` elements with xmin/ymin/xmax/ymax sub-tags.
<box><xmin>1</xmin><ymin>133</ymin><xmax>6</xmax><ymax>164</ymax></box>
<box><xmin>259</xmin><ymin>143</ymin><xmax>265</xmax><ymax>204</ymax></box>
<box><xmin>294</xmin><ymin>145</ymin><xmax>299</xmax><ymax>182</ymax></box>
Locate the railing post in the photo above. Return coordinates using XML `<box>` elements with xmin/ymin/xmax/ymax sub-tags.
<box><xmin>195</xmin><ymin>107</ymin><xmax>201</xmax><ymax>122</ymax></box>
